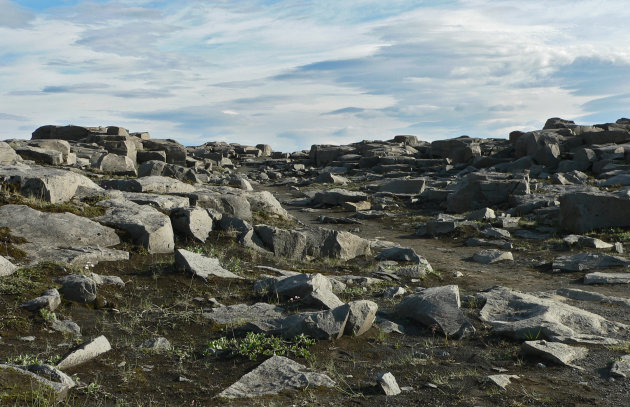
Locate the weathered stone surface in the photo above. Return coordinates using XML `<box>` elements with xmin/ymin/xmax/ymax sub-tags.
<box><xmin>447</xmin><ymin>172</ymin><xmax>530</xmax><ymax>213</ymax></box>
<box><xmin>551</xmin><ymin>252</ymin><xmax>630</xmax><ymax>272</ymax></box>
<box><xmin>217</xmin><ymin>355</ymin><xmax>335</xmax><ymax>399</ymax></box>
<box><xmin>521</xmin><ymin>340</ymin><xmax>588</xmax><ymax>367</ymax></box>
<box><xmin>0</xmin><ymin>364</ymin><xmax>76</xmax><ymax>402</ymax></box>
<box><xmin>203</xmin><ymin>303</ymin><xmax>286</xmax><ymax>325</ymax></box>
<box><xmin>102</xmin><ymin>176</ymin><xmax>195</xmax><ymax>194</ymax></box>
<box><xmin>473</xmin><ymin>249</ymin><xmax>514</xmax><ymax>264</ymax></box>
<box><xmin>465</xmin><ymin>207</ymin><xmax>496</xmax><ymax>220</ymax></box>
<box><xmin>90</xmin><ymin>152</ymin><xmax>137</xmax><ymax>176</ymax></box>
<box><xmin>32</xmin><ymin>124</ymin><xmax>89</xmax><ymax>141</ymax></box>
<box><xmin>0</xmin><ymin>163</ymin><xmax>101</xmax><ymax>203</ymax></box>
<box><xmin>56</xmin><ymin>275</ymin><xmax>98</xmax><ymax>303</ymax></box>
<box><xmin>140</xmin><ymin>337</ymin><xmax>171</xmax><ymax>351</ymax></box>
<box><xmin>556</xmin><ymin>288</ymin><xmax>630</xmax><ymax>307</ymax></box>
<box><xmin>51</xmin><ymin>319</ymin><xmax>81</xmax><ymax>336</ymax></box>
<box><xmin>610</xmin><ymin>354</ymin><xmax>630</xmax><ymax>378</ymax></box>
<box><xmin>315</xmin><ymin>172</ymin><xmax>349</xmax><ymax>184</ymax></box>
<box><xmin>583</xmin><ymin>272</ymin><xmax>630</xmax><ymax>285</ymax></box>
<box><xmin>57</xmin><ymin>335</ymin><xmax>112</xmax><ymax>370</ymax></box>
<box><xmin>377</xmin><ymin>372</ymin><xmax>401</xmax><ymax>396</ymax></box>
<box><xmin>0</xmin><ymin>254</ymin><xmax>17</xmax><ymax>277</ymax></box>
<box><xmin>20</xmin><ymin>289</ymin><xmax>61</xmax><ymax>311</ymax></box>
<box><xmin>0</xmin><ymin>205</ymin><xmax>122</xmax><ymax>265</ymax></box>
<box><xmin>560</xmin><ymin>190</ymin><xmax>630</xmax><ymax>233</ymax></box>
<box><xmin>486</xmin><ymin>374</ymin><xmax>519</xmax><ymax>389</ymax></box>
<box><xmin>253</xmin><ymin>225</ymin><xmax>371</xmax><ymax>261</ymax></box>
<box><xmin>479</xmin><ymin>286</ymin><xmax>627</xmax><ymax>343</ymax></box>
<box><xmin>190</xmin><ymin>189</ymin><xmax>252</xmax><ymax>221</ymax></box>
<box><xmin>279</xmin><ymin>305</ymin><xmax>351</xmax><ymax>340</ymax></box>
<box><xmin>344</xmin><ymin>300</ymin><xmax>378</xmax><ymax>336</ymax></box>
<box><xmin>396</xmin><ymin>285</ymin><xmax>475</xmax><ymax>338</ymax></box>
<box><xmin>138</xmin><ymin>160</ymin><xmax>200</xmax><ymax>183</ymax></box>
<box><xmin>175</xmin><ymin>249</ymin><xmax>242</xmax><ymax>279</ymax></box>
<box><xmin>375</xmin><ymin>246</ymin><xmax>424</xmax><ymax>264</ymax></box>
<box><xmin>96</xmin><ymin>199</ymin><xmax>174</xmax><ymax>254</ymax></box>
<box><xmin>170</xmin><ymin>207</ymin><xmax>213</xmax><ymax>241</ymax></box>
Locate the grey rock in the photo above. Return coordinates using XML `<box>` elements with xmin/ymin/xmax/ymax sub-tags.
<box><xmin>344</xmin><ymin>300</ymin><xmax>378</xmax><ymax>336</ymax></box>
<box><xmin>32</xmin><ymin>124</ymin><xmax>89</xmax><ymax>141</ymax></box>
<box><xmin>447</xmin><ymin>172</ymin><xmax>530</xmax><ymax>213</ymax></box>
<box><xmin>90</xmin><ymin>153</ymin><xmax>137</xmax><ymax>176</ymax></box>
<box><xmin>312</xmin><ymin>188</ymin><xmax>368</xmax><ymax>206</ymax></box>
<box><xmin>486</xmin><ymin>374</ymin><xmax>519</xmax><ymax>389</ymax></box>
<box><xmin>465</xmin><ymin>207</ymin><xmax>496</xmax><ymax>221</ymax></box>
<box><xmin>610</xmin><ymin>355</ymin><xmax>630</xmax><ymax>378</ymax></box>
<box><xmin>551</xmin><ymin>252</ymin><xmax>630</xmax><ymax>272</ymax></box>
<box><xmin>138</xmin><ymin>160</ymin><xmax>200</xmax><ymax>183</ymax></box>
<box><xmin>0</xmin><ymin>364</ymin><xmax>76</xmax><ymax>402</ymax></box>
<box><xmin>563</xmin><ymin>234</ymin><xmax>613</xmax><ymax>249</ymax></box>
<box><xmin>15</xmin><ymin>145</ymin><xmax>63</xmax><ymax>165</ymax></box>
<box><xmin>96</xmin><ymin>199</ymin><xmax>174</xmax><ymax>254</ymax></box>
<box><xmin>102</xmin><ymin>176</ymin><xmax>195</xmax><ymax>194</ymax></box>
<box><xmin>0</xmin><ymin>163</ymin><xmax>101</xmax><ymax>203</ymax></box>
<box><xmin>479</xmin><ymin>286</ymin><xmax>627</xmax><ymax>343</ymax></box>
<box><xmin>376</xmin><ymin>246</ymin><xmax>423</xmax><ymax>264</ymax></box>
<box><xmin>378</xmin><ymin>178</ymin><xmax>426</xmax><ymax>195</ymax></box>
<box><xmin>142</xmin><ymin>139</ymin><xmax>187</xmax><ymax>165</ymax></box>
<box><xmin>560</xmin><ymin>190</ymin><xmax>630</xmax><ymax>233</ymax></box>
<box><xmin>0</xmin><ymin>255</ymin><xmax>17</xmax><ymax>277</ymax></box>
<box><xmin>396</xmin><ymin>285</ymin><xmax>475</xmax><ymax>338</ymax></box>
<box><xmin>216</xmin><ymin>355</ymin><xmax>335</xmax><ymax>399</ymax></box>
<box><xmin>583</xmin><ymin>272</ymin><xmax>630</xmax><ymax>285</ymax></box>
<box><xmin>20</xmin><ymin>289</ymin><xmax>61</xmax><ymax>311</ymax></box>
<box><xmin>121</xmin><ymin>191</ymin><xmax>190</xmax><ymax>211</ymax></box>
<box><xmin>473</xmin><ymin>249</ymin><xmax>514</xmax><ymax>264</ymax></box>
<box><xmin>465</xmin><ymin>238</ymin><xmax>513</xmax><ymax>250</ymax></box>
<box><xmin>377</xmin><ymin>372</ymin><xmax>401</xmax><ymax>396</ymax></box>
<box><xmin>315</xmin><ymin>172</ymin><xmax>349</xmax><ymax>185</ymax></box>
<box><xmin>555</xmin><ymin>288</ymin><xmax>630</xmax><ymax>307</ymax></box>
<box><xmin>481</xmin><ymin>227</ymin><xmax>511</xmax><ymax>239</ymax></box>
<box><xmin>0</xmin><ymin>141</ymin><xmax>20</xmax><ymax>164</ymax></box>
<box><xmin>521</xmin><ymin>340</ymin><xmax>588</xmax><ymax>368</ymax></box>
<box><xmin>57</xmin><ymin>335</ymin><xmax>112</xmax><ymax>370</ymax></box>
<box><xmin>253</xmin><ymin>225</ymin><xmax>371</xmax><ymax>261</ymax></box>
<box><xmin>51</xmin><ymin>320</ymin><xmax>81</xmax><ymax>336</ymax></box>
<box><xmin>170</xmin><ymin>207</ymin><xmax>213</xmax><ymax>242</ymax></box>
<box><xmin>56</xmin><ymin>275</ymin><xmax>97</xmax><ymax>303</ymax></box>
<box><xmin>382</xmin><ymin>286</ymin><xmax>406</xmax><ymax>298</ymax></box>
<box><xmin>175</xmin><ymin>249</ymin><xmax>242</xmax><ymax>280</ymax></box>
<box><xmin>279</xmin><ymin>305</ymin><xmax>350</xmax><ymax>340</ymax></box>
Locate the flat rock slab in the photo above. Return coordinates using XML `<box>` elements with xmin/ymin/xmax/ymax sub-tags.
<box><xmin>480</xmin><ymin>286</ymin><xmax>627</xmax><ymax>344</ymax></box>
<box><xmin>0</xmin><ymin>205</ymin><xmax>123</xmax><ymax>265</ymax></box>
<box><xmin>610</xmin><ymin>354</ymin><xmax>630</xmax><ymax>378</ymax></box>
<box><xmin>395</xmin><ymin>285</ymin><xmax>475</xmax><ymax>338</ymax></box>
<box><xmin>248</xmin><ymin>305</ymin><xmax>351</xmax><ymax>340</ymax></box>
<box><xmin>203</xmin><ymin>303</ymin><xmax>286</xmax><ymax>326</ymax></box>
<box><xmin>20</xmin><ymin>289</ymin><xmax>61</xmax><ymax>311</ymax></box>
<box><xmin>175</xmin><ymin>249</ymin><xmax>242</xmax><ymax>279</ymax></box>
<box><xmin>552</xmin><ymin>252</ymin><xmax>630</xmax><ymax>272</ymax></box>
<box><xmin>97</xmin><ymin>199</ymin><xmax>174</xmax><ymax>254</ymax></box>
<box><xmin>378</xmin><ymin>178</ymin><xmax>426</xmax><ymax>195</ymax></box>
<box><xmin>556</xmin><ymin>288</ymin><xmax>630</xmax><ymax>307</ymax></box>
<box><xmin>57</xmin><ymin>335</ymin><xmax>112</xmax><ymax>370</ymax></box>
<box><xmin>583</xmin><ymin>272</ymin><xmax>630</xmax><ymax>284</ymax></box>
<box><xmin>312</xmin><ymin>188</ymin><xmax>368</xmax><ymax>206</ymax></box>
<box><xmin>102</xmin><ymin>176</ymin><xmax>195</xmax><ymax>194</ymax></box>
<box><xmin>521</xmin><ymin>340</ymin><xmax>588</xmax><ymax>368</ymax></box>
<box><xmin>217</xmin><ymin>355</ymin><xmax>335</xmax><ymax>399</ymax></box>
<box><xmin>473</xmin><ymin>249</ymin><xmax>513</xmax><ymax>264</ymax></box>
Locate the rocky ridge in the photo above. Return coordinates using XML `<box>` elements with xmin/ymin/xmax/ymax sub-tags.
<box><xmin>2</xmin><ymin>119</ymin><xmax>630</xmax><ymax>405</ymax></box>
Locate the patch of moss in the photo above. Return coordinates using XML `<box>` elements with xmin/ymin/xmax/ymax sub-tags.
<box><xmin>0</xmin><ymin>226</ymin><xmax>28</xmax><ymax>261</ymax></box>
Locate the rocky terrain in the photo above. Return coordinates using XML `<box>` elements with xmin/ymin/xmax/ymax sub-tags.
<box><xmin>2</xmin><ymin>118</ymin><xmax>630</xmax><ymax>405</ymax></box>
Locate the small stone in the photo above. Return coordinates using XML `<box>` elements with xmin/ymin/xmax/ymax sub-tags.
<box><xmin>377</xmin><ymin>372</ymin><xmax>401</xmax><ymax>396</ymax></box>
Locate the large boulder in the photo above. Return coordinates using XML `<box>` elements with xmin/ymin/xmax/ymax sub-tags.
<box><xmin>96</xmin><ymin>199</ymin><xmax>174</xmax><ymax>254</ymax></box>
<box><xmin>560</xmin><ymin>190</ymin><xmax>630</xmax><ymax>233</ymax></box>
<box><xmin>446</xmin><ymin>172</ymin><xmax>530</xmax><ymax>213</ymax></box>
<box><xmin>0</xmin><ymin>163</ymin><xmax>101</xmax><ymax>203</ymax></box>
<box><xmin>14</xmin><ymin>146</ymin><xmax>63</xmax><ymax>165</ymax></box>
<box><xmin>137</xmin><ymin>160</ymin><xmax>200</xmax><ymax>183</ymax></box>
<box><xmin>0</xmin><ymin>255</ymin><xmax>17</xmax><ymax>277</ymax></box>
<box><xmin>430</xmin><ymin>137</ymin><xmax>481</xmax><ymax>163</ymax></box>
<box><xmin>142</xmin><ymin>139</ymin><xmax>187</xmax><ymax>165</ymax></box>
<box><xmin>0</xmin><ymin>141</ymin><xmax>21</xmax><ymax>164</ymax></box>
<box><xmin>174</xmin><ymin>249</ymin><xmax>242</xmax><ymax>279</ymax></box>
<box><xmin>0</xmin><ymin>364</ymin><xmax>75</xmax><ymax>402</ymax></box>
<box><xmin>253</xmin><ymin>225</ymin><xmax>371</xmax><ymax>261</ymax></box>
<box><xmin>312</xmin><ymin>188</ymin><xmax>368</xmax><ymax>206</ymax></box>
<box><xmin>56</xmin><ymin>335</ymin><xmax>112</xmax><ymax>370</ymax></box>
<box><xmin>170</xmin><ymin>207</ymin><xmax>213</xmax><ymax>241</ymax></box>
<box><xmin>32</xmin><ymin>124</ymin><xmax>89</xmax><ymax>141</ymax></box>
<box><xmin>396</xmin><ymin>285</ymin><xmax>475</xmax><ymax>338</ymax></box>
<box><xmin>90</xmin><ymin>153</ymin><xmax>137</xmax><ymax>176</ymax></box>
<box><xmin>479</xmin><ymin>286</ymin><xmax>627</xmax><ymax>344</ymax></box>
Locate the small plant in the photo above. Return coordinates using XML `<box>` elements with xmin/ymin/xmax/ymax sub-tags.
<box><xmin>522</xmin><ymin>328</ymin><xmax>543</xmax><ymax>341</ymax></box>
<box><xmin>203</xmin><ymin>332</ymin><xmax>316</xmax><ymax>360</ymax></box>
<box><xmin>39</xmin><ymin>308</ymin><xmax>57</xmax><ymax>323</ymax></box>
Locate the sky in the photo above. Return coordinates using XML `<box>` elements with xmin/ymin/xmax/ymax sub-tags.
<box><xmin>1</xmin><ymin>0</ymin><xmax>630</xmax><ymax>152</ymax></box>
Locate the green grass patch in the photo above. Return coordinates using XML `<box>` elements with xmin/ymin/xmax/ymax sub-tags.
<box><xmin>203</xmin><ymin>332</ymin><xmax>316</xmax><ymax>361</ymax></box>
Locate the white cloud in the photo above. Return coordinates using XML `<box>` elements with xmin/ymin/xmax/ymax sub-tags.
<box><xmin>1</xmin><ymin>0</ymin><xmax>630</xmax><ymax>150</ymax></box>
